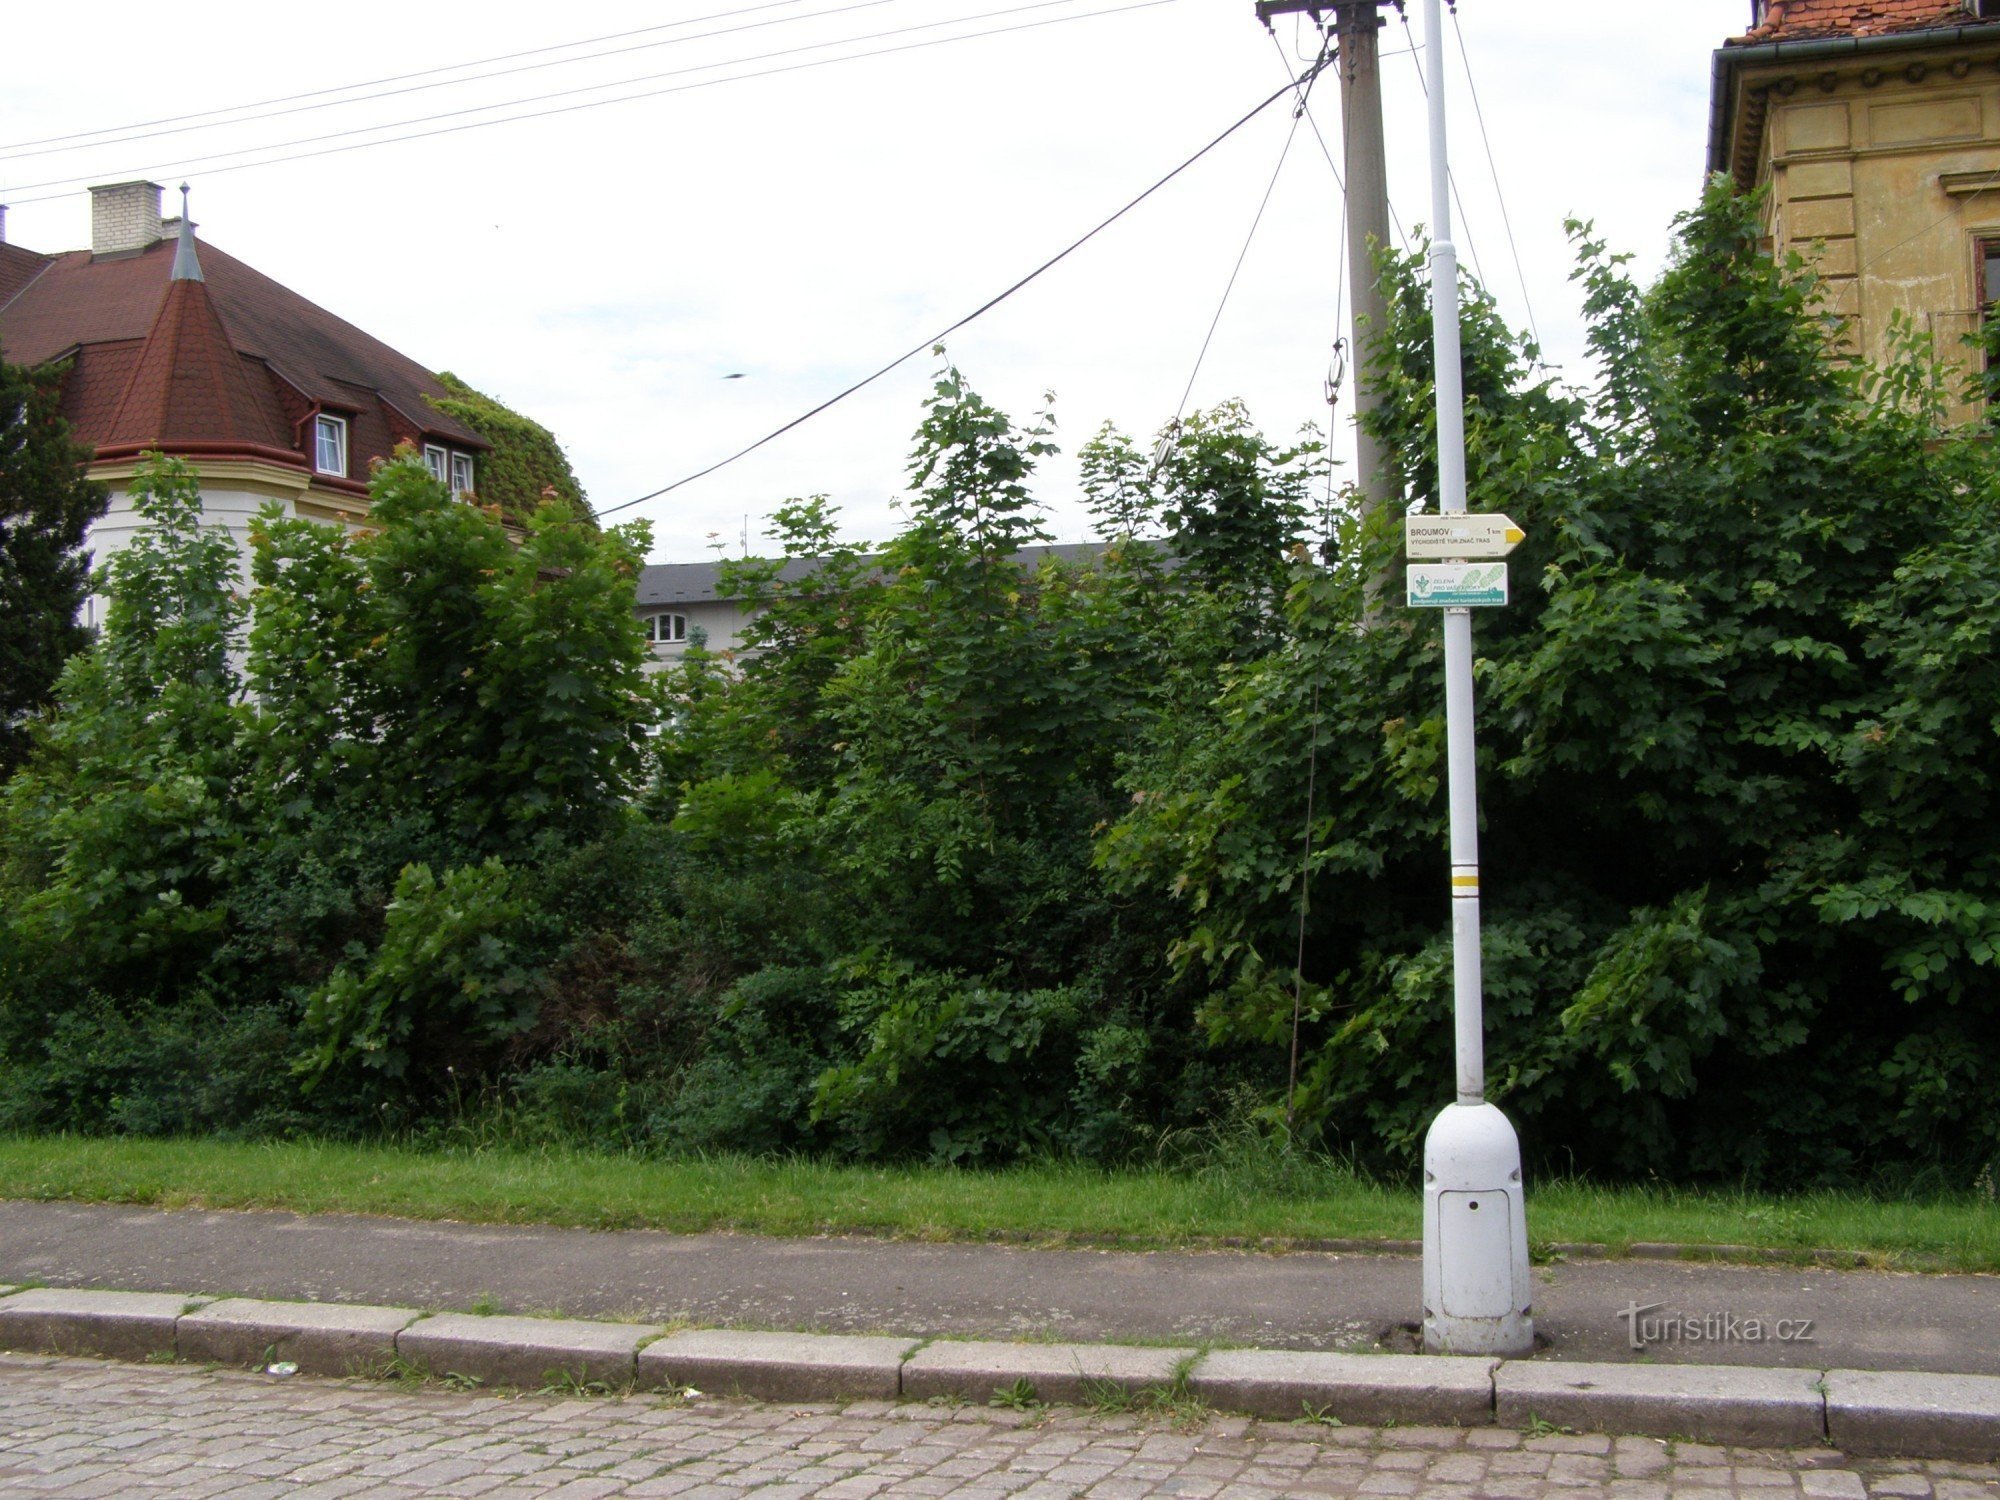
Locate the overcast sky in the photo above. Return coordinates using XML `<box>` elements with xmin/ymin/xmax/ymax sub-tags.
<box><xmin>1</xmin><ymin>0</ymin><xmax>1749</xmax><ymax>561</ymax></box>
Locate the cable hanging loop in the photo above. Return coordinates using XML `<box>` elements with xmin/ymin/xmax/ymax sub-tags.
<box><xmin>599</xmin><ymin>47</ymin><xmax>1334</xmax><ymax>518</ymax></box>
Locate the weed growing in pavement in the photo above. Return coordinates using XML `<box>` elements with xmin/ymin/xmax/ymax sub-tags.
<box><xmin>989</xmin><ymin>1377</ymin><xmax>1042</xmax><ymax>1412</ymax></box>
<box><xmin>538</xmin><ymin>1367</ymin><xmax>620</xmax><ymax>1398</ymax></box>
<box><xmin>372</xmin><ymin>1352</ymin><xmax>481</xmax><ymax>1394</ymax></box>
<box><xmin>1076</xmin><ymin>1353</ymin><xmax>1210</xmax><ymax>1430</ymax></box>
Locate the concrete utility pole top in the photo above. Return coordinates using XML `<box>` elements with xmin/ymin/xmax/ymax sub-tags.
<box><xmin>1254</xmin><ymin>1</ymin><xmax>1397</xmax><ymax>533</ymax></box>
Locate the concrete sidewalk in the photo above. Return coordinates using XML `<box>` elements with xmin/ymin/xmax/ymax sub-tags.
<box><xmin>2</xmin><ymin>1199</ymin><xmax>1995</xmax><ymax>1375</ymax></box>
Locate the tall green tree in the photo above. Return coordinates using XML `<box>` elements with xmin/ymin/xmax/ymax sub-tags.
<box><xmin>0</xmin><ymin>360</ymin><xmax>108</xmax><ymax>775</ymax></box>
<box><xmin>1100</xmin><ymin>182</ymin><xmax>2000</xmax><ymax>1185</ymax></box>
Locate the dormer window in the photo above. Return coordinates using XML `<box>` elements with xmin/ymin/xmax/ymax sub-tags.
<box><xmin>451</xmin><ymin>452</ymin><xmax>475</xmax><ymax>497</ymax></box>
<box><xmin>424</xmin><ymin>444</ymin><xmax>449</xmax><ymax>483</ymax></box>
<box><xmin>1970</xmin><ymin>0</ymin><xmax>2000</xmax><ymax>19</ymax></box>
<box><xmin>645</xmin><ymin>612</ymin><xmax>687</xmax><ymax>645</ymax></box>
<box><xmin>314</xmin><ymin>414</ymin><xmax>347</xmax><ymax>476</ymax></box>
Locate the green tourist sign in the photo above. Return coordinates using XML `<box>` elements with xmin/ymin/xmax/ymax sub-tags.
<box><xmin>1407</xmin><ymin>562</ymin><xmax>1509</xmax><ymax>609</ymax></box>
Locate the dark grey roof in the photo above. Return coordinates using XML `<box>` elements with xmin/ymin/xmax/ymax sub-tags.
<box><xmin>635</xmin><ymin>542</ymin><xmax>1131</xmax><ymax>606</ymax></box>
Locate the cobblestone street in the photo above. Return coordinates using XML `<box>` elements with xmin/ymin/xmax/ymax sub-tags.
<box><xmin>0</xmin><ymin>1353</ymin><xmax>1993</xmax><ymax>1498</ymax></box>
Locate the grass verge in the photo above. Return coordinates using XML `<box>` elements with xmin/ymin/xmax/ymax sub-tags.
<box><xmin>0</xmin><ymin>1134</ymin><xmax>1993</xmax><ymax>1271</ymax></box>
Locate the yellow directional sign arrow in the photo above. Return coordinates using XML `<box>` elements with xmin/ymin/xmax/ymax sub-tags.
<box><xmin>1405</xmin><ymin>513</ymin><xmax>1527</xmax><ymax>561</ymax></box>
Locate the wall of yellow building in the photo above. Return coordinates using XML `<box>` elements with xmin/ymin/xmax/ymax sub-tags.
<box><xmin>1734</xmin><ymin>49</ymin><xmax>2000</xmax><ymax>420</ymax></box>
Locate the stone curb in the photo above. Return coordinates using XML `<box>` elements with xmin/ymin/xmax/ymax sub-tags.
<box><xmin>1496</xmin><ymin>1360</ymin><xmax>1826</xmax><ymax>1448</ymax></box>
<box><xmin>0</xmin><ymin>1286</ymin><xmax>1994</xmax><ymax>1457</ymax></box>
<box><xmin>0</xmin><ymin>1287</ymin><xmax>209</xmax><ymax>1362</ymax></box>
<box><xmin>396</xmin><ymin>1312</ymin><xmax>663</xmax><ymax>1391</ymax></box>
<box><xmin>901</xmin><ymin>1339</ymin><xmax>1189</xmax><ymax>1407</ymax></box>
<box><xmin>1190</xmin><ymin>1349</ymin><xmax>1497</xmax><ymax>1427</ymax></box>
<box><xmin>1826</xmin><ymin>1370</ymin><xmax>2000</xmax><ymax>1461</ymax></box>
<box><xmin>178</xmin><ymin>1297</ymin><xmax>420</xmax><ymax>1378</ymax></box>
<box><xmin>640</xmin><ymin>1329</ymin><xmax>919</xmax><ymax>1403</ymax></box>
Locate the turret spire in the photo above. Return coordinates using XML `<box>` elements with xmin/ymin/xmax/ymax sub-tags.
<box><xmin>169</xmin><ymin>183</ymin><xmax>203</xmax><ymax>282</ymax></box>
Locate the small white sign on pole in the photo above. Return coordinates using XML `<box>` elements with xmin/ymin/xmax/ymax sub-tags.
<box><xmin>1405</xmin><ymin>514</ymin><xmax>1526</xmax><ymax>561</ymax></box>
<box><xmin>1406</xmin><ymin>562</ymin><xmax>1509</xmax><ymax>609</ymax></box>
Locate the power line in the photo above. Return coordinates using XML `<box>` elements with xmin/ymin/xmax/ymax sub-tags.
<box><xmin>0</xmin><ymin>0</ymin><xmax>812</xmax><ymax>155</ymax></box>
<box><xmin>1396</xmin><ymin>10</ymin><xmax>1486</xmax><ymax>290</ymax></box>
<box><xmin>597</xmin><ymin>51</ymin><xmax>1331</xmax><ymax>519</ymax></box>
<box><xmin>1267</xmin><ymin>28</ymin><xmax>1353</xmax><ymax>440</ymax></box>
<box><xmin>1276</xmin><ymin>28</ymin><xmax>1413</xmax><ymax>256</ymax></box>
<box><xmin>0</xmin><ymin>0</ymin><xmax>918</xmax><ymax>166</ymax></box>
<box><xmin>4</xmin><ymin>0</ymin><xmax>1158</xmax><ymax>206</ymax></box>
<box><xmin>1163</xmin><ymin>43</ymin><xmax>1321</xmax><ymax>448</ymax></box>
<box><xmin>1450</xmin><ymin>5</ymin><xmax>1542</xmax><ymax>354</ymax></box>
<box><xmin>4</xmin><ymin>0</ymin><xmax>1106</xmax><ymax>196</ymax></box>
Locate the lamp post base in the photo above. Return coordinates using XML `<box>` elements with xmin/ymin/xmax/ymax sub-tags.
<box><xmin>1421</xmin><ymin>1101</ymin><xmax>1535</xmax><ymax>1357</ymax></box>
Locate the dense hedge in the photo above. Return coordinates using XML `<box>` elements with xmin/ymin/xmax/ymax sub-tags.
<box><xmin>1</xmin><ymin>183</ymin><xmax>1995</xmax><ymax>1188</ymax></box>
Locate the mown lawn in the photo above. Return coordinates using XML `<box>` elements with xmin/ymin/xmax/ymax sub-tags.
<box><xmin>0</xmin><ymin>1134</ymin><xmax>1993</xmax><ymax>1272</ymax></box>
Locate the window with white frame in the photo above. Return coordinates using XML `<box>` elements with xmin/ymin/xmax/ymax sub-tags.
<box><xmin>314</xmin><ymin>414</ymin><xmax>348</xmax><ymax>476</ymax></box>
<box><xmin>424</xmin><ymin>444</ymin><xmax>449</xmax><ymax>483</ymax></box>
<box><xmin>451</xmin><ymin>452</ymin><xmax>475</xmax><ymax>497</ymax></box>
<box><xmin>645</xmin><ymin>612</ymin><xmax>687</xmax><ymax>645</ymax></box>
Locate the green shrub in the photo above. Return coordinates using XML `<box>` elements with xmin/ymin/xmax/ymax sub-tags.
<box><xmin>301</xmin><ymin>859</ymin><xmax>540</xmax><ymax>1106</ymax></box>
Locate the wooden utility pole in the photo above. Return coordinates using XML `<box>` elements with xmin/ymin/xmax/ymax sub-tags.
<box><xmin>1255</xmin><ymin>1</ymin><xmax>1396</xmax><ymax>526</ymax></box>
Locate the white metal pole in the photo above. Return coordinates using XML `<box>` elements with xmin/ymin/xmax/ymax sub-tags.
<box><xmin>1423</xmin><ymin>0</ymin><xmax>1482</xmax><ymax>1105</ymax></box>
<box><xmin>1418</xmin><ymin>0</ymin><xmax>1531</xmax><ymax>1357</ymax></box>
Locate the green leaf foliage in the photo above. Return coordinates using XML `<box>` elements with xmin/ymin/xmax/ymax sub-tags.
<box><xmin>6</xmin><ymin>183</ymin><xmax>2000</xmax><ymax>1189</ymax></box>
<box><xmin>1101</xmin><ymin>181</ymin><xmax>2000</xmax><ymax>1183</ymax></box>
<box><xmin>0</xmin><ymin>359</ymin><xmax>108</xmax><ymax>776</ymax></box>
<box><xmin>426</xmin><ymin>371</ymin><xmax>590</xmax><ymax>523</ymax></box>
<box><xmin>0</xmin><ymin>451</ymin><xmax>652</xmax><ymax>1122</ymax></box>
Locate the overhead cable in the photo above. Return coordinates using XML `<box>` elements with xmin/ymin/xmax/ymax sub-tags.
<box><xmin>1160</xmin><ymin>39</ymin><xmax>1324</xmax><ymax>467</ymax></box>
<box><xmin>3</xmin><ymin>0</ymin><xmax>1168</xmax><ymax>206</ymax></box>
<box><xmin>0</xmin><ymin>0</ymin><xmax>959</xmax><ymax>166</ymax></box>
<box><xmin>596</xmin><ymin>50</ymin><xmax>1331</xmax><ymax>518</ymax></box>
<box><xmin>1450</xmin><ymin>5</ymin><xmax>1543</xmax><ymax>353</ymax></box>
<box><xmin>1396</xmin><ymin>11</ymin><xmax>1486</xmax><ymax>288</ymax></box>
<box><xmin>0</xmin><ymin>0</ymin><xmax>813</xmax><ymax>155</ymax></box>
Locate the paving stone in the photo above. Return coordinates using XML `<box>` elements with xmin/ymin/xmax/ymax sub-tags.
<box><xmin>900</xmin><ymin>1339</ymin><xmax>1190</xmax><ymax>1407</ymax></box>
<box><xmin>1827</xmin><ymin>1370</ymin><xmax>2000</xmax><ymax>1462</ymax></box>
<box><xmin>177</xmin><ymin>1298</ymin><xmax>421</xmax><ymax>1377</ymax></box>
<box><xmin>1187</xmin><ymin>1348</ymin><xmax>1496</xmax><ymax>1427</ymax></box>
<box><xmin>636</xmin><ymin>1329</ymin><xmax>920</xmax><ymax>1403</ymax></box>
<box><xmin>1496</xmin><ymin>1359</ymin><xmax>1826</xmax><ymax>1447</ymax></box>
<box><xmin>0</xmin><ymin>1287</ymin><xmax>205</xmax><ymax>1360</ymax></box>
<box><xmin>395</xmin><ymin>1313</ymin><xmax>661</xmax><ymax>1391</ymax></box>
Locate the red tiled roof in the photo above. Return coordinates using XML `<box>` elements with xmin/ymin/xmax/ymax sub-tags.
<box><xmin>0</xmin><ymin>230</ymin><xmax>485</xmax><ymax>477</ymax></box>
<box><xmin>99</xmin><ymin>275</ymin><xmax>299</xmax><ymax>463</ymax></box>
<box><xmin>0</xmin><ymin>243</ymin><xmax>49</xmax><ymax>310</ymax></box>
<box><xmin>1736</xmin><ymin>1</ymin><xmax>1972</xmax><ymax>42</ymax></box>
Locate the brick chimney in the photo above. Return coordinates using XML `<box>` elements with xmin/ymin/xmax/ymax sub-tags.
<box><xmin>90</xmin><ymin>181</ymin><xmax>165</xmax><ymax>256</ymax></box>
